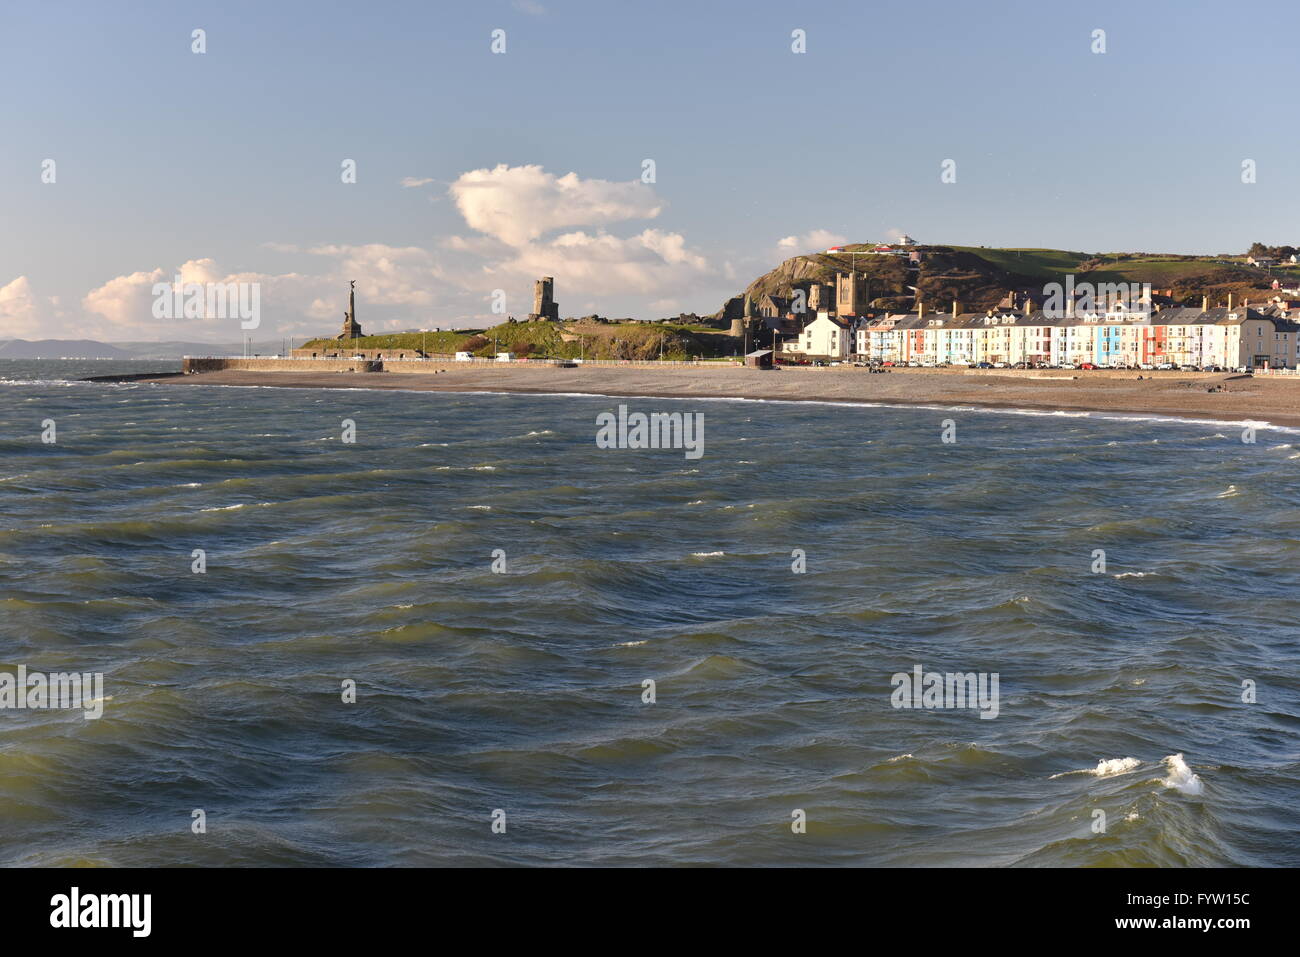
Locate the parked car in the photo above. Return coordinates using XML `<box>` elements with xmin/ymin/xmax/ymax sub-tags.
<box><xmin>974</xmin><ymin>361</ymin><xmax>993</xmax><ymax>369</ymax></box>
<box><xmin>1156</xmin><ymin>362</ymin><xmax>1175</xmax><ymax>370</ymax></box>
<box><xmin>1080</xmin><ymin>362</ymin><xmax>1097</xmax><ymax>370</ymax></box>
<box><xmin>882</xmin><ymin>360</ymin><xmax>896</xmax><ymax>367</ymax></box>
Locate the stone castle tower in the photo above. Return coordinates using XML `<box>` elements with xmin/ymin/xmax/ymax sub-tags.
<box><xmin>808</xmin><ymin>282</ymin><xmax>833</xmax><ymax>313</ymax></box>
<box><xmin>337</xmin><ymin>280</ymin><xmax>364</xmax><ymax>339</ymax></box>
<box><xmin>529</xmin><ymin>277</ymin><xmax>560</xmax><ymax>321</ymax></box>
<box><xmin>835</xmin><ymin>271</ymin><xmax>870</xmax><ymax>318</ymax></box>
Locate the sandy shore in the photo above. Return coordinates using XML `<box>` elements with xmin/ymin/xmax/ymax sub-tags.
<box><xmin>124</xmin><ymin>365</ymin><xmax>1300</xmax><ymax>428</ymax></box>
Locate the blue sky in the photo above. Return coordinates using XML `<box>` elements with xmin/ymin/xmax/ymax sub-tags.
<box><xmin>2</xmin><ymin>0</ymin><xmax>1298</xmax><ymax>341</ymax></box>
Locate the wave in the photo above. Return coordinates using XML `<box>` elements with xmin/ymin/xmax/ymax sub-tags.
<box><xmin>1050</xmin><ymin>757</ymin><xmax>1142</xmax><ymax>779</ymax></box>
<box><xmin>1160</xmin><ymin>753</ymin><xmax>1204</xmax><ymax>795</ymax></box>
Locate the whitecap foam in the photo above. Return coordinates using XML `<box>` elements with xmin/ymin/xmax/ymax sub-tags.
<box><xmin>1160</xmin><ymin>753</ymin><xmax>1203</xmax><ymax>795</ymax></box>
<box><xmin>690</xmin><ymin>551</ymin><xmax>724</xmax><ymax>557</ymax></box>
<box><xmin>1050</xmin><ymin>756</ymin><xmax>1141</xmax><ymax>779</ymax></box>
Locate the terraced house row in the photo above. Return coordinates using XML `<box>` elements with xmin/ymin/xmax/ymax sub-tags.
<box><xmin>785</xmin><ymin>303</ymin><xmax>1300</xmax><ymax>369</ymax></box>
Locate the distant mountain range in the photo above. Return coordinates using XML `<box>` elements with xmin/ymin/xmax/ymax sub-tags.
<box><xmin>0</xmin><ymin>339</ymin><xmax>294</xmax><ymax>359</ymax></box>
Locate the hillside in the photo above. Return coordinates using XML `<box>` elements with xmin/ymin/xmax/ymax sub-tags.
<box><xmin>0</xmin><ymin>339</ymin><xmax>299</xmax><ymax>359</ymax></box>
<box><xmin>725</xmin><ymin>244</ymin><xmax>1300</xmax><ymax>315</ymax></box>
<box><xmin>0</xmin><ymin>339</ymin><xmax>134</xmax><ymax>359</ymax></box>
<box><xmin>300</xmin><ymin>318</ymin><xmax>738</xmax><ymax>361</ymax></box>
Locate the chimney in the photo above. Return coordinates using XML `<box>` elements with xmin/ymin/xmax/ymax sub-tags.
<box><xmin>917</xmin><ymin>300</ymin><xmax>923</xmax><ymax>316</ymax></box>
<box><xmin>952</xmin><ymin>300</ymin><xmax>958</xmax><ymax>318</ymax></box>
<box><xmin>1202</xmin><ymin>295</ymin><xmax>1208</xmax><ymax>311</ymax></box>
<box><xmin>1228</xmin><ymin>293</ymin><xmax>1234</xmax><ymax>310</ymax></box>
<box><xmin>1023</xmin><ymin>298</ymin><xmax>1033</xmax><ymax>316</ymax></box>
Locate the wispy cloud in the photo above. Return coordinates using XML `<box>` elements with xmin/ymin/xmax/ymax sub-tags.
<box><xmin>777</xmin><ymin>229</ymin><xmax>848</xmax><ymax>252</ymax></box>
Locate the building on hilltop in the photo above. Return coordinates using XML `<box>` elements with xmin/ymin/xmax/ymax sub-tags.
<box><xmin>336</xmin><ymin>280</ymin><xmax>364</xmax><ymax>340</ymax></box>
<box><xmin>528</xmin><ymin>277</ymin><xmax>560</xmax><ymax>321</ymax></box>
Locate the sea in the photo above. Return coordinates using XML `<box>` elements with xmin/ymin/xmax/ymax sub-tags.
<box><xmin>1</xmin><ymin>358</ymin><xmax>1297</xmax><ymax>866</ymax></box>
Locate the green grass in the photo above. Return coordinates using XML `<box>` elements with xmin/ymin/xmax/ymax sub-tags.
<box><xmin>303</xmin><ymin>319</ymin><xmax>718</xmax><ymax>360</ymax></box>
<box><xmin>300</xmin><ymin>329</ymin><xmax>468</xmax><ymax>354</ymax></box>
<box><xmin>946</xmin><ymin>246</ymin><xmax>1089</xmax><ymax>279</ymax></box>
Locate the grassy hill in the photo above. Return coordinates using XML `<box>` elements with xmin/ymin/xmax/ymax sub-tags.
<box><xmin>727</xmin><ymin>244</ymin><xmax>1297</xmax><ymax>315</ymax></box>
<box><xmin>301</xmin><ymin>319</ymin><xmax>734</xmax><ymax>361</ymax></box>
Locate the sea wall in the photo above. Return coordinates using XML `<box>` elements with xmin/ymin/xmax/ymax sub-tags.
<box><xmin>183</xmin><ymin>357</ymin><xmax>382</xmax><ymax>374</ymax></box>
<box><xmin>289</xmin><ymin>348</ymin><xmax>441</xmax><ymax>360</ymax></box>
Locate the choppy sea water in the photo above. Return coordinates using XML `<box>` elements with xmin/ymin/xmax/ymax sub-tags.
<box><xmin>1</xmin><ymin>358</ymin><xmax>1297</xmax><ymax>867</ymax></box>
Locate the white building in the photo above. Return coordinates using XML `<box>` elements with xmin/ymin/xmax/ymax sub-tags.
<box><xmin>786</xmin><ymin>311</ymin><xmax>851</xmax><ymax>358</ymax></box>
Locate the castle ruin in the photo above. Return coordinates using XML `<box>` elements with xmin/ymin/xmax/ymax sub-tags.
<box><xmin>528</xmin><ymin>276</ymin><xmax>560</xmax><ymax>321</ymax></box>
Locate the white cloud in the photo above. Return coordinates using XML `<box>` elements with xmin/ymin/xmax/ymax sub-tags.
<box><xmin>777</xmin><ymin>229</ymin><xmax>848</xmax><ymax>252</ymax></box>
<box><xmin>512</xmin><ymin>0</ymin><xmax>546</xmax><ymax>15</ymax></box>
<box><xmin>400</xmin><ymin>176</ymin><xmax>435</xmax><ymax>188</ymax></box>
<box><xmin>80</xmin><ymin>267</ymin><xmax>167</xmax><ymax>329</ymax></box>
<box><xmin>303</xmin><ymin>244</ymin><xmax>444</xmax><ymax>308</ymax></box>
<box><xmin>490</xmin><ymin>228</ymin><xmax>710</xmax><ymax>297</ymax></box>
<box><xmin>439</xmin><ymin>164</ymin><xmax>708</xmax><ymax>309</ymax></box>
<box><xmin>449</xmin><ymin>164</ymin><xmax>662</xmax><ymax>247</ymax></box>
<box><xmin>0</xmin><ymin>276</ymin><xmax>48</xmax><ymax>338</ymax></box>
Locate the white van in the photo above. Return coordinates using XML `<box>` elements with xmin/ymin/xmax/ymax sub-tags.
<box><xmin>454</xmin><ymin>351</ymin><xmax>473</xmax><ymax>361</ymax></box>
<box><xmin>495</xmin><ymin>352</ymin><xmax>514</xmax><ymax>362</ymax></box>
